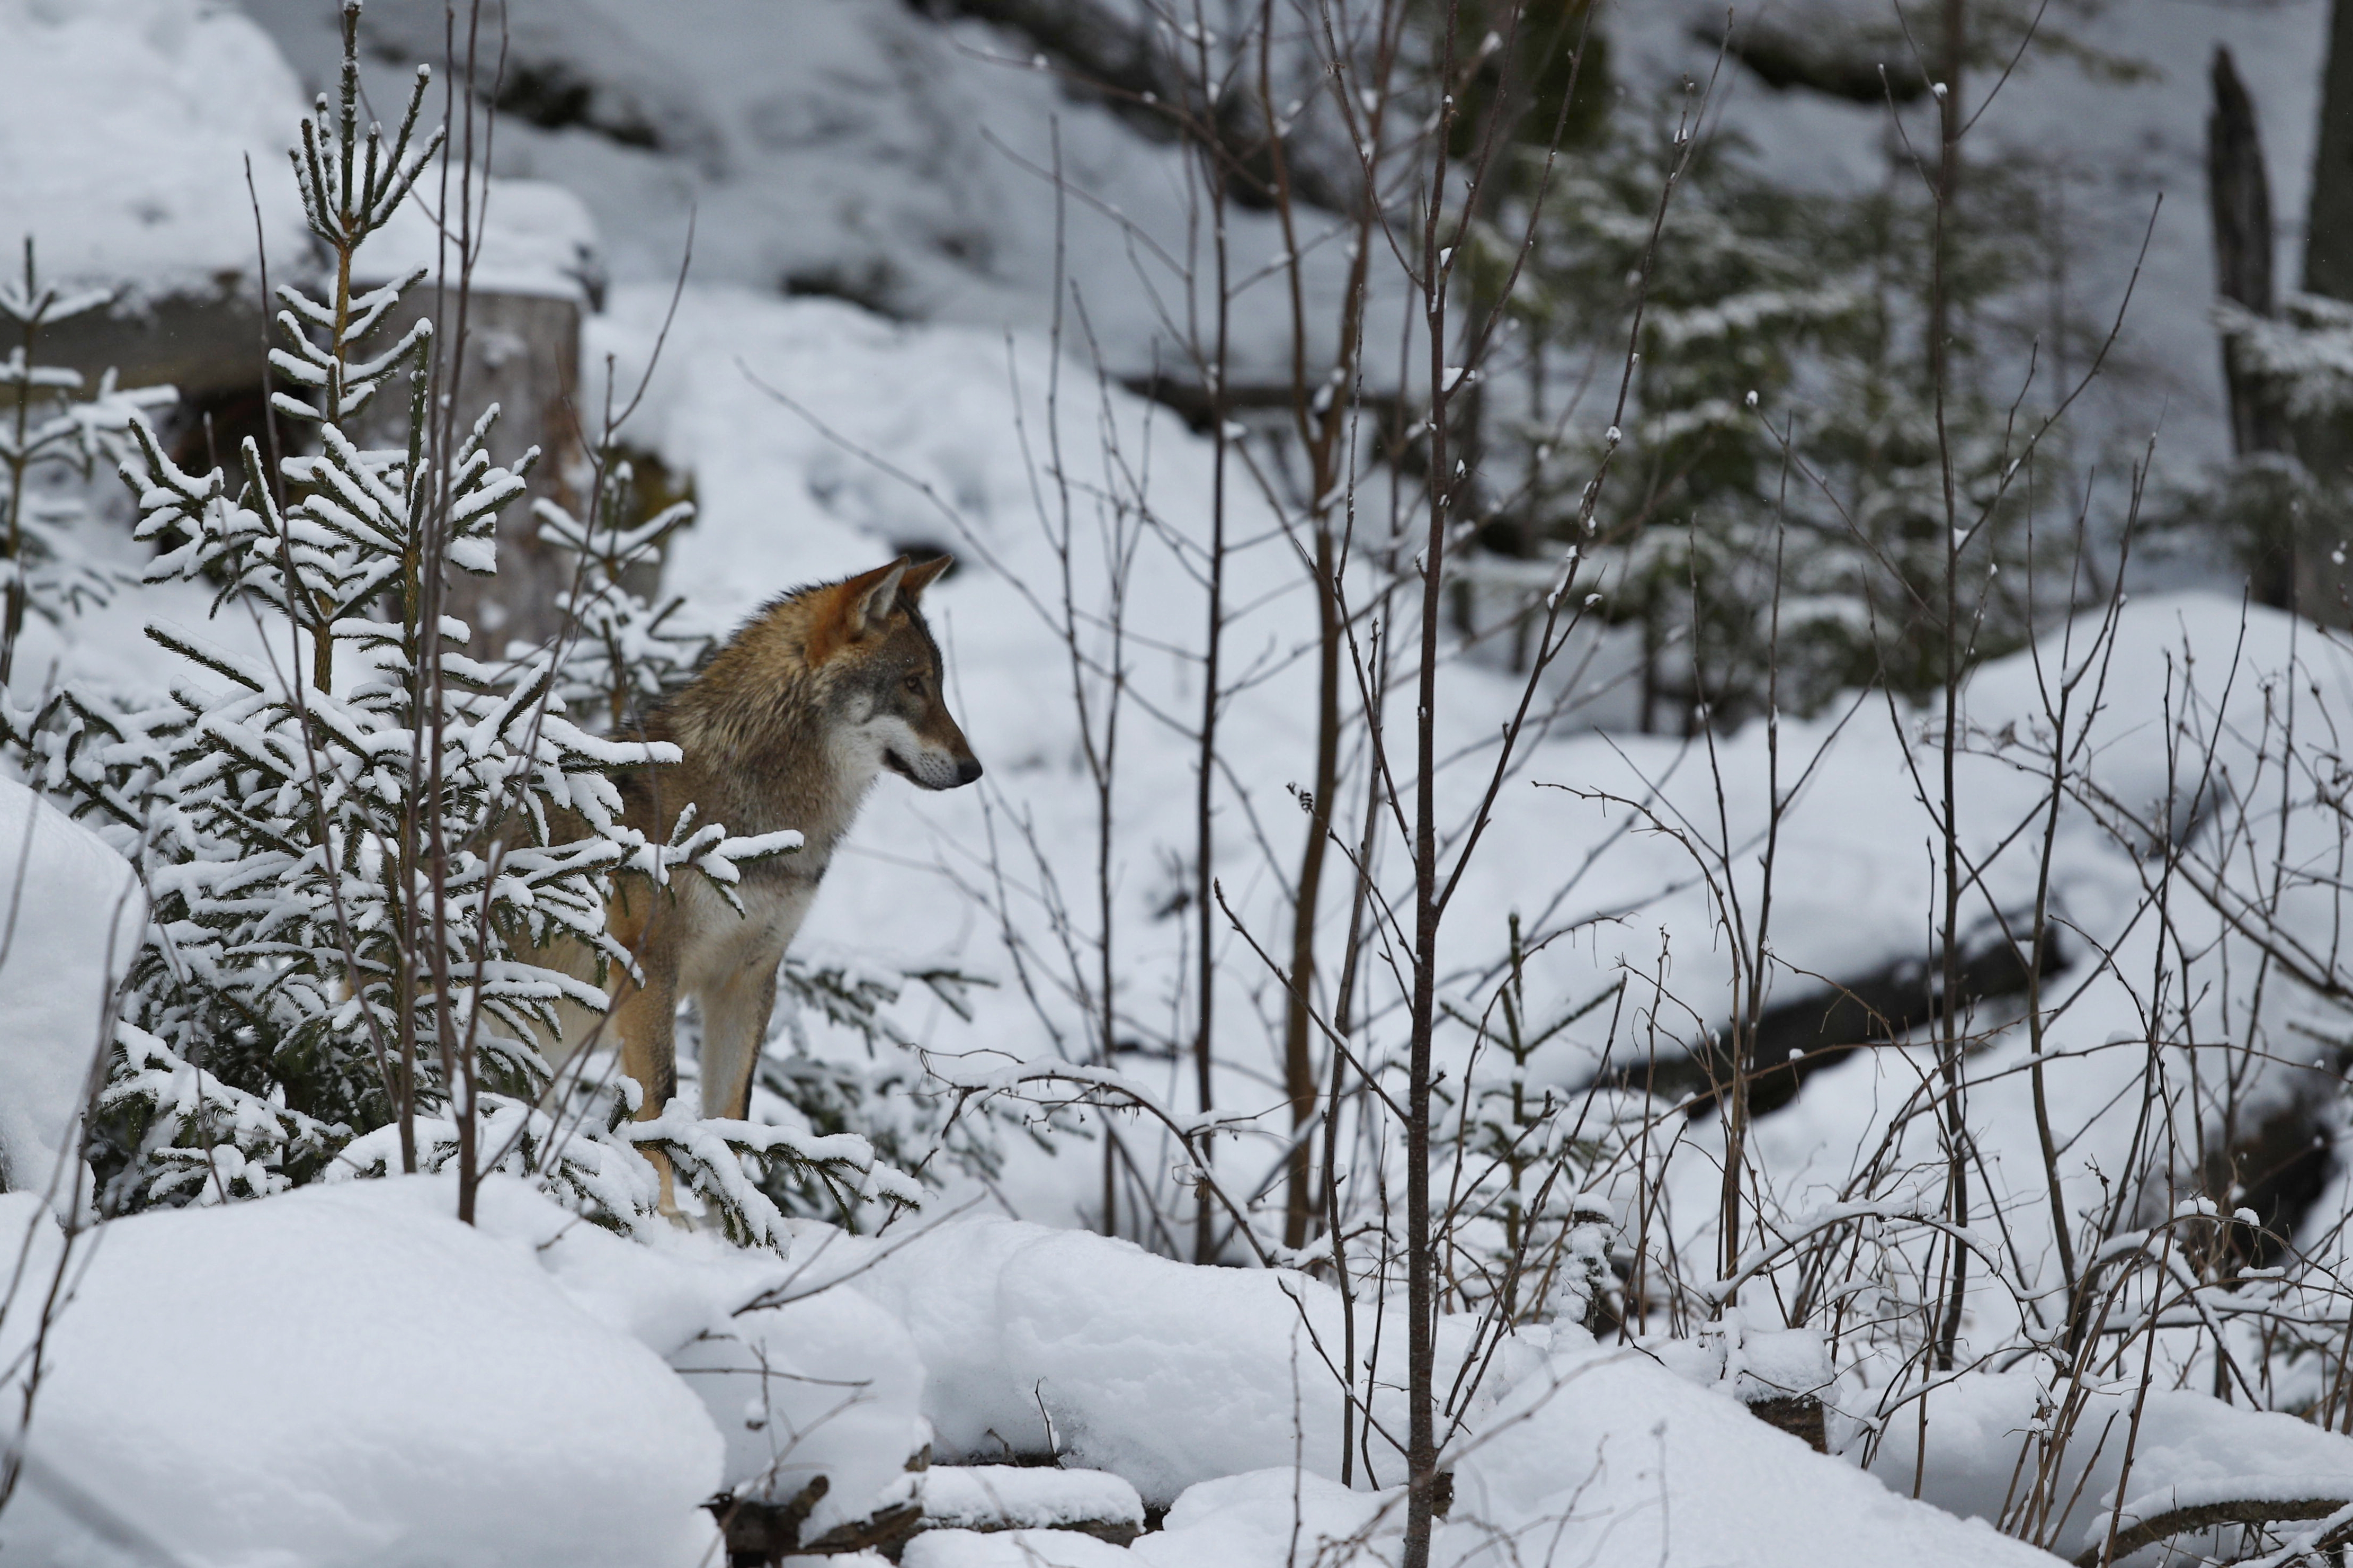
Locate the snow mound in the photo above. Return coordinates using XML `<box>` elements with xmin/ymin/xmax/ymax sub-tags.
<box><xmin>911</xmin><ymin>1527</ymin><xmax>1139</xmax><ymax>1568</ymax></box>
<box><xmin>0</xmin><ymin>1184</ymin><xmax>725</xmax><ymax>1568</ymax></box>
<box><xmin>0</xmin><ymin>775</ymin><xmax>144</xmax><ymax>1213</ymax></box>
<box><xmin>902</xmin><ymin>1347</ymin><xmax>2072</xmax><ymax>1568</ymax></box>
<box><xmin>1447</xmin><ymin>1339</ymin><xmax>2065</xmax><ymax>1568</ymax></box>
<box><xmin>353</xmin><ymin>1174</ymin><xmax>931</xmax><ymax>1538</ymax></box>
<box><xmin>674</xmin><ymin>1271</ymin><xmax>931</xmax><ymax>1534</ymax></box>
<box><xmin>1138</xmin><ymin>1470</ymin><xmax>1392</xmax><ymax>1568</ymax></box>
<box><xmin>826</xmin><ymin>1215</ymin><xmax>1470</xmax><ymax>1508</ymax></box>
<box><xmin>1868</xmin><ymin>1369</ymin><xmax>2353</xmax><ymax>1561</ymax></box>
<box><xmin>0</xmin><ymin>0</ymin><xmax>308</xmax><ymax>297</ymax></box>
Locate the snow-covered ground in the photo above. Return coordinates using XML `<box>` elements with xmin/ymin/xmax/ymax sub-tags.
<box><xmin>0</xmin><ymin>1167</ymin><xmax>2084</xmax><ymax>1568</ymax></box>
<box><xmin>10</xmin><ymin>1</ymin><xmax>2353</xmax><ymax>1563</ymax></box>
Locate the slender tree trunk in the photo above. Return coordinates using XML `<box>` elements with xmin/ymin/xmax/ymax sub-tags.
<box><xmin>1284</xmin><ymin>522</ymin><xmax>1341</xmax><ymax>1250</ymax></box>
<box><xmin>2209</xmin><ymin>47</ymin><xmax>2297</xmax><ymax>611</ymax></box>
<box><xmin>1</xmin><ymin>285</ymin><xmax>33</xmax><ymax>691</ymax></box>
<box><xmin>1931</xmin><ymin>0</ymin><xmax>1971</xmax><ymax>1375</ymax></box>
<box><xmin>1405</xmin><ymin>28</ymin><xmax>1461</xmax><ymax>1563</ymax></box>
<box><xmin>1192</xmin><ymin>34</ymin><xmax>1233</xmax><ymax>1267</ymax></box>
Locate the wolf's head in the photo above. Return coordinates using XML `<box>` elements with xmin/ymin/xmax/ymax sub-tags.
<box><xmin>799</xmin><ymin>554</ymin><xmax>983</xmax><ymax>791</ymax></box>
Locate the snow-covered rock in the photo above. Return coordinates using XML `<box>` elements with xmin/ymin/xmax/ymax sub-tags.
<box><xmin>0</xmin><ymin>1181</ymin><xmax>726</xmax><ymax>1567</ymax></box>
<box><xmin>358</xmin><ymin>176</ymin><xmax>607</xmax><ymax>305</ymax></box>
<box><xmin>913</xmin><ymin>1526</ymin><xmax>1142</xmax><ymax>1568</ymax></box>
<box><xmin>0</xmin><ymin>776</ymin><xmax>144</xmax><ymax>1214</ymax></box>
<box><xmin>0</xmin><ymin>0</ymin><xmax>308</xmax><ymax>297</ymax></box>
<box><xmin>373</xmin><ymin>1173</ymin><xmax>931</xmax><ymax>1538</ymax></box>
<box><xmin>674</xmin><ymin>1267</ymin><xmax>931</xmax><ymax>1535</ymax></box>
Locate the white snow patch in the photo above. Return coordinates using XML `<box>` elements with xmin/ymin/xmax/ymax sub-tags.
<box><xmin>0</xmin><ymin>0</ymin><xmax>308</xmax><ymax>297</ymax></box>
<box><xmin>0</xmin><ymin>1181</ymin><xmax>725</xmax><ymax>1567</ymax></box>
<box><xmin>920</xmin><ymin>1466</ymin><xmax>1145</xmax><ymax>1534</ymax></box>
<box><xmin>806</xmin><ymin>1215</ymin><xmax>1474</xmax><ymax>1508</ymax></box>
<box><xmin>360</xmin><ymin>176</ymin><xmax>605</xmax><ymax>304</ymax></box>
<box><xmin>0</xmin><ymin>776</ymin><xmax>142</xmax><ymax>1215</ymax></box>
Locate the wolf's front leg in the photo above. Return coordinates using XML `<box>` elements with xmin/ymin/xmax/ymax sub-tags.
<box><xmin>611</xmin><ymin>963</ymin><xmax>682</xmax><ymax>1214</ymax></box>
<box><xmin>699</xmin><ymin>957</ymin><xmax>780</xmax><ymax>1122</ymax></box>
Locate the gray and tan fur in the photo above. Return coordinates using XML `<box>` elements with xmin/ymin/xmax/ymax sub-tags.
<box><xmin>545</xmin><ymin>554</ymin><xmax>979</xmax><ymax>1127</ymax></box>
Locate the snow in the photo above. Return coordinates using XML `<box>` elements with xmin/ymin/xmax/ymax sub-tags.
<box><xmin>1139</xmin><ymin>1471</ymin><xmax>1392</xmax><ymax>1568</ymax></box>
<box><xmin>358</xmin><ymin>176</ymin><xmax>605</xmax><ymax>305</ymax></box>
<box><xmin>7</xmin><ymin>264</ymin><xmax>2321</xmax><ymax>1563</ymax></box>
<box><xmin>574</xmin><ymin>267</ymin><xmax>2353</xmax><ymax>1319</ymax></box>
<box><xmin>375</xmin><ymin>1175</ymin><xmax>930</xmax><ymax>1540</ymax></box>
<box><xmin>0</xmin><ymin>1175</ymin><xmax>2106</xmax><ymax>1568</ymax></box>
<box><xmin>1443</xmin><ymin>1336</ymin><xmax>2065</xmax><ymax>1568</ymax></box>
<box><xmin>1865</xmin><ymin>1370</ymin><xmax>2353</xmax><ymax>1562</ymax></box>
<box><xmin>0</xmin><ymin>0</ymin><xmax>308</xmax><ymax>299</ymax></box>
<box><xmin>920</xmin><ymin>1466</ymin><xmax>1145</xmax><ymax>1535</ymax></box>
<box><xmin>0</xmin><ymin>1181</ymin><xmax>725</xmax><ymax>1567</ymax></box>
<box><xmin>1648</xmin><ymin>1311</ymin><xmax>1833</xmax><ymax>1405</ymax></box>
<box><xmin>12</xmin><ymin>3</ymin><xmax>2353</xmax><ymax>1563</ymax></box>
<box><xmin>805</xmin><ymin>1214</ymin><xmax>1470</xmax><ymax>1507</ymax></box>
<box><xmin>893</xmin><ymin>1332</ymin><xmax>2080</xmax><ymax>1568</ymax></box>
<box><xmin>0</xmin><ymin>776</ymin><xmax>142</xmax><ymax>1215</ymax></box>
<box><xmin>673</xmin><ymin>1270</ymin><xmax>931</xmax><ymax>1534</ymax></box>
<box><xmin>912</xmin><ymin>1527</ymin><xmax>1142</xmax><ymax>1568</ymax></box>
<box><xmin>237</xmin><ymin>0</ymin><xmax>1403</xmax><ymax>386</ymax></box>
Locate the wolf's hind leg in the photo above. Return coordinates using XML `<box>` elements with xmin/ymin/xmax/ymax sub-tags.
<box><xmin>699</xmin><ymin>959</ymin><xmax>780</xmax><ymax>1122</ymax></box>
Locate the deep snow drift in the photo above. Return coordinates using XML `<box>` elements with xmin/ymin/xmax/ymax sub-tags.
<box><xmin>0</xmin><ymin>778</ymin><xmax>141</xmax><ymax>1217</ymax></box>
<box><xmin>0</xmin><ymin>1178</ymin><xmax>2085</xmax><ymax>1568</ymax></box>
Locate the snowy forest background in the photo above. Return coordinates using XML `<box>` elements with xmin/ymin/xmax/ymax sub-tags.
<box><xmin>12</xmin><ymin>1</ymin><xmax>2353</xmax><ymax>1565</ymax></box>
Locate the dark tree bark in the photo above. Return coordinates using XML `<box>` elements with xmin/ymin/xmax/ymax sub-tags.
<box><xmin>2310</xmin><ymin>0</ymin><xmax>2353</xmax><ymax>303</ymax></box>
<box><xmin>2210</xmin><ymin>47</ymin><xmax>2284</xmax><ymax>459</ymax></box>
<box><xmin>2301</xmin><ymin>4</ymin><xmax>2353</xmax><ymax>622</ymax></box>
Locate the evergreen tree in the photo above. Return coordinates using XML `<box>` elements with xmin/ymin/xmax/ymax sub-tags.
<box><xmin>1490</xmin><ymin>87</ymin><xmax>2069</xmax><ymax>721</ymax></box>
<box><xmin>0</xmin><ymin>242</ymin><xmax>173</xmax><ymax>686</ymax></box>
<box><xmin>9</xmin><ymin>2</ymin><xmax>912</xmax><ymax>1246</ymax></box>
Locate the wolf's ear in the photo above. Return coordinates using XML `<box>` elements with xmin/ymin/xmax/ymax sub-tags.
<box><xmin>900</xmin><ymin>554</ymin><xmax>953</xmax><ymax>600</ymax></box>
<box><xmin>846</xmin><ymin>557</ymin><xmax>911</xmax><ymax>636</ymax></box>
<box><xmin>810</xmin><ymin>557</ymin><xmax>910</xmax><ymax>664</ymax></box>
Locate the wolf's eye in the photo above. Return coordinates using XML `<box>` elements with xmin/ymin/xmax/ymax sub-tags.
<box><xmin>903</xmin><ymin>673</ymin><xmax>925</xmax><ymax>695</ymax></box>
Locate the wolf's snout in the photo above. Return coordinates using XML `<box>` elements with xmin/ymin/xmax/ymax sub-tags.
<box><xmin>954</xmin><ymin>756</ymin><xmax>984</xmax><ymax>787</ymax></box>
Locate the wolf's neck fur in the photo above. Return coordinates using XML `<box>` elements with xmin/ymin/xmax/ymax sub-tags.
<box><xmin>640</xmin><ymin>597</ymin><xmax>880</xmax><ymax>881</ymax></box>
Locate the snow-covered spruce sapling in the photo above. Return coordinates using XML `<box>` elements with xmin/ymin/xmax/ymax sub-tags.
<box><xmin>18</xmin><ymin>4</ymin><xmax>910</xmax><ymax>1243</ymax></box>
<box><xmin>534</xmin><ymin>455</ymin><xmax>703</xmax><ymax>732</ymax></box>
<box><xmin>750</xmin><ymin>956</ymin><xmax>1036</xmax><ymax>1225</ymax></box>
<box><xmin>0</xmin><ymin>240</ymin><xmax>173</xmax><ymax>685</ymax></box>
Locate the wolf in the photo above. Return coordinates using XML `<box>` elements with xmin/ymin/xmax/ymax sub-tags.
<box><xmin>545</xmin><ymin>554</ymin><xmax>981</xmax><ymax>1130</ymax></box>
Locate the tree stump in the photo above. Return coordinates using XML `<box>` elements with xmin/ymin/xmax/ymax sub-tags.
<box><xmin>358</xmin><ymin>287</ymin><xmax>586</xmax><ymax>661</ymax></box>
<box><xmin>1742</xmin><ymin>1393</ymin><xmax>1829</xmax><ymax>1454</ymax></box>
